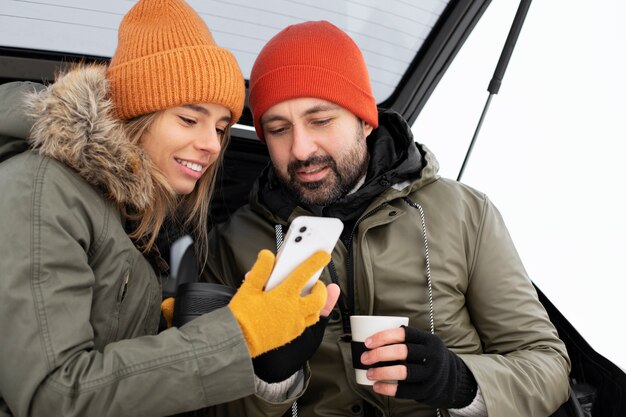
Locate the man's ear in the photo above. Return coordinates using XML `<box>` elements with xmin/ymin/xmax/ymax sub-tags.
<box><xmin>362</xmin><ymin>120</ymin><xmax>374</xmax><ymax>137</ymax></box>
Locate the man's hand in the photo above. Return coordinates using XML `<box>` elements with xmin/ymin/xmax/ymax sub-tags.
<box><xmin>320</xmin><ymin>283</ymin><xmax>340</xmax><ymax>316</ymax></box>
<box><xmin>360</xmin><ymin>326</ymin><xmax>477</xmax><ymax>409</ymax></box>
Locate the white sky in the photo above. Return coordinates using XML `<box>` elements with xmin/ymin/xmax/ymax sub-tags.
<box><xmin>413</xmin><ymin>0</ymin><xmax>626</xmax><ymax>370</ymax></box>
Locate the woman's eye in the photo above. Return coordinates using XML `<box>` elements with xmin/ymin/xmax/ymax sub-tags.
<box><xmin>179</xmin><ymin>116</ymin><xmax>196</xmax><ymax>125</ymax></box>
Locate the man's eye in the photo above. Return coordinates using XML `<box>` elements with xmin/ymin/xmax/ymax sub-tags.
<box><xmin>312</xmin><ymin>118</ymin><xmax>331</xmax><ymax>126</ymax></box>
<box><xmin>266</xmin><ymin>126</ymin><xmax>288</xmax><ymax>136</ymax></box>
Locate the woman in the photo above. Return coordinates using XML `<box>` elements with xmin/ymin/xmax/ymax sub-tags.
<box><xmin>0</xmin><ymin>1</ymin><xmax>338</xmax><ymax>416</ymax></box>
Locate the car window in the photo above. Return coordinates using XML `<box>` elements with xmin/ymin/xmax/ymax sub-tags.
<box><xmin>0</xmin><ymin>0</ymin><xmax>450</xmax><ymax>103</ymax></box>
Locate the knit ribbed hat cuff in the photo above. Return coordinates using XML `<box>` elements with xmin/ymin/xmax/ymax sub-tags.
<box><xmin>107</xmin><ymin>45</ymin><xmax>244</xmax><ymax>122</ymax></box>
<box><xmin>250</xmin><ymin>65</ymin><xmax>378</xmax><ymax>141</ymax></box>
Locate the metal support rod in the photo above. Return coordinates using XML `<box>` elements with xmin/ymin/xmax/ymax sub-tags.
<box><xmin>456</xmin><ymin>0</ymin><xmax>532</xmax><ymax>181</ymax></box>
<box><xmin>456</xmin><ymin>93</ymin><xmax>493</xmax><ymax>181</ymax></box>
<box><xmin>488</xmin><ymin>0</ymin><xmax>533</xmax><ymax>95</ymax></box>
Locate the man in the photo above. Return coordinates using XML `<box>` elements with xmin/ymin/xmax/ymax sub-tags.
<box><xmin>204</xmin><ymin>21</ymin><xmax>570</xmax><ymax>417</ymax></box>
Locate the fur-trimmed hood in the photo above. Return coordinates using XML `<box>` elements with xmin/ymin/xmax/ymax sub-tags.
<box><xmin>24</xmin><ymin>64</ymin><xmax>153</xmax><ymax>210</ymax></box>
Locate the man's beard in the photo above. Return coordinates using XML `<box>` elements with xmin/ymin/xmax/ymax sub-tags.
<box><xmin>275</xmin><ymin>125</ymin><xmax>369</xmax><ymax>207</ymax></box>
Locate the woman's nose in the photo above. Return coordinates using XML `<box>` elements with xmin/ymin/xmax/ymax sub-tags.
<box><xmin>196</xmin><ymin>128</ymin><xmax>222</xmax><ymax>154</ymax></box>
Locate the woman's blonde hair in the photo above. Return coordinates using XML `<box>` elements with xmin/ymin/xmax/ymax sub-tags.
<box><xmin>123</xmin><ymin>111</ymin><xmax>230</xmax><ymax>266</ymax></box>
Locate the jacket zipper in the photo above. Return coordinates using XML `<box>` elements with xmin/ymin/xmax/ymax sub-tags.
<box><xmin>118</xmin><ymin>273</ymin><xmax>130</xmax><ymax>303</ymax></box>
<box><xmin>330</xmin><ymin>203</ymin><xmax>389</xmax><ymax>334</ymax></box>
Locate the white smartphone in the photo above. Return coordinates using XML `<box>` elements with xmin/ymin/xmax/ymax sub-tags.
<box><xmin>264</xmin><ymin>216</ymin><xmax>344</xmax><ymax>295</ymax></box>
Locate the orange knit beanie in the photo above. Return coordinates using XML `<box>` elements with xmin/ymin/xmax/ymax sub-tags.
<box><xmin>107</xmin><ymin>0</ymin><xmax>244</xmax><ymax>122</ymax></box>
<box><xmin>248</xmin><ymin>20</ymin><xmax>378</xmax><ymax>141</ymax></box>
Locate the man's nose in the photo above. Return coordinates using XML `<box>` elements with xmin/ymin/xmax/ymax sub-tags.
<box><xmin>291</xmin><ymin>125</ymin><xmax>318</xmax><ymax>160</ymax></box>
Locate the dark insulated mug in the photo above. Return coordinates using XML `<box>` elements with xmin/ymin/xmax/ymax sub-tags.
<box><xmin>172</xmin><ymin>282</ymin><xmax>236</xmax><ymax>327</ymax></box>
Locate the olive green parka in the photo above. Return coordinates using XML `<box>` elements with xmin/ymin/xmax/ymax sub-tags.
<box><xmin>203</xmin><ymin>110</ymin><xmax>571</xmax><ymax>417</ymax></box>
<box><xmin>0</xmin><ymin>67</ymin><xmax>256</xmax><ymax>417</ymax></box>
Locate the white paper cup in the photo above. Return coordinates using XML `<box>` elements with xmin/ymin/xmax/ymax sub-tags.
<box><xmin>350</xmin><ymin>315</ymin><xmax>409</xmax><ymax>385</ymax></box>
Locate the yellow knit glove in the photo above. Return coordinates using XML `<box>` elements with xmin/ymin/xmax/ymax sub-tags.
<box><xmin>229</xmin><ymin>249</ymin><xmax>330</xmax><ymax>358</ymax></box>
<box><xmin>161</xmin><ymin>297</ymin><xmax>175</xmax><ymax>329</ymax></box>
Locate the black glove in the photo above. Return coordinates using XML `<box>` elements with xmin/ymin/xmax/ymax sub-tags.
<box><xmin>252</xmin><ymin>316</ymin><xmax>329</xmax><ymax>383</ymax></box>
<box><xmin>395</xmin><ymin>326</ymin><xmax>477</xmax><ymax>409</ymax></box>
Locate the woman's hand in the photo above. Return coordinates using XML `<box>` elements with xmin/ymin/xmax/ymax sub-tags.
<box><xmin>252</xmin><ymin>282</ymin><xmax>339</xmax><ymax>383</ymax></box>
<box><xmin>229</xmin><ymin>249</ymin><xmax>331</xmax><ymax>358</ymax></box>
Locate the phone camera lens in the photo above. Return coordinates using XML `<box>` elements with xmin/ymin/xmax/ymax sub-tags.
<box><xmin>299</xmin><ymin>226</ymin><xmax>307</xmax><ymax>233</ymax></box>
<box><xmin>295</xmin><ymin>236</ymin><xmax>302</xmax><ymax>243</ymax></box>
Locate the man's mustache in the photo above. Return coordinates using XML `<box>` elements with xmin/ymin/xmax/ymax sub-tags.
<box><xmin>288</xmin><ymin>155</ymin><xmax>336</xmax><ymax>174</ymax></box>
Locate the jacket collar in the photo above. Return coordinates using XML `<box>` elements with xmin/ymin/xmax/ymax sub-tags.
<box><xmin>251</xmin><ymin>109</ymin><xmax>440</xmax><ymax>223</ymax></box>
<box><xmin>23</xmin><ymin>64</ymin><xmax>154</xmax><ymax>211</ymax></box>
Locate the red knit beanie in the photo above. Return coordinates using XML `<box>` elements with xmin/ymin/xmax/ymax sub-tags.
<box><xmin>248</xmin><ymin>20</ymin><xmax>378</xmax><ymax>142</ymax></box>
